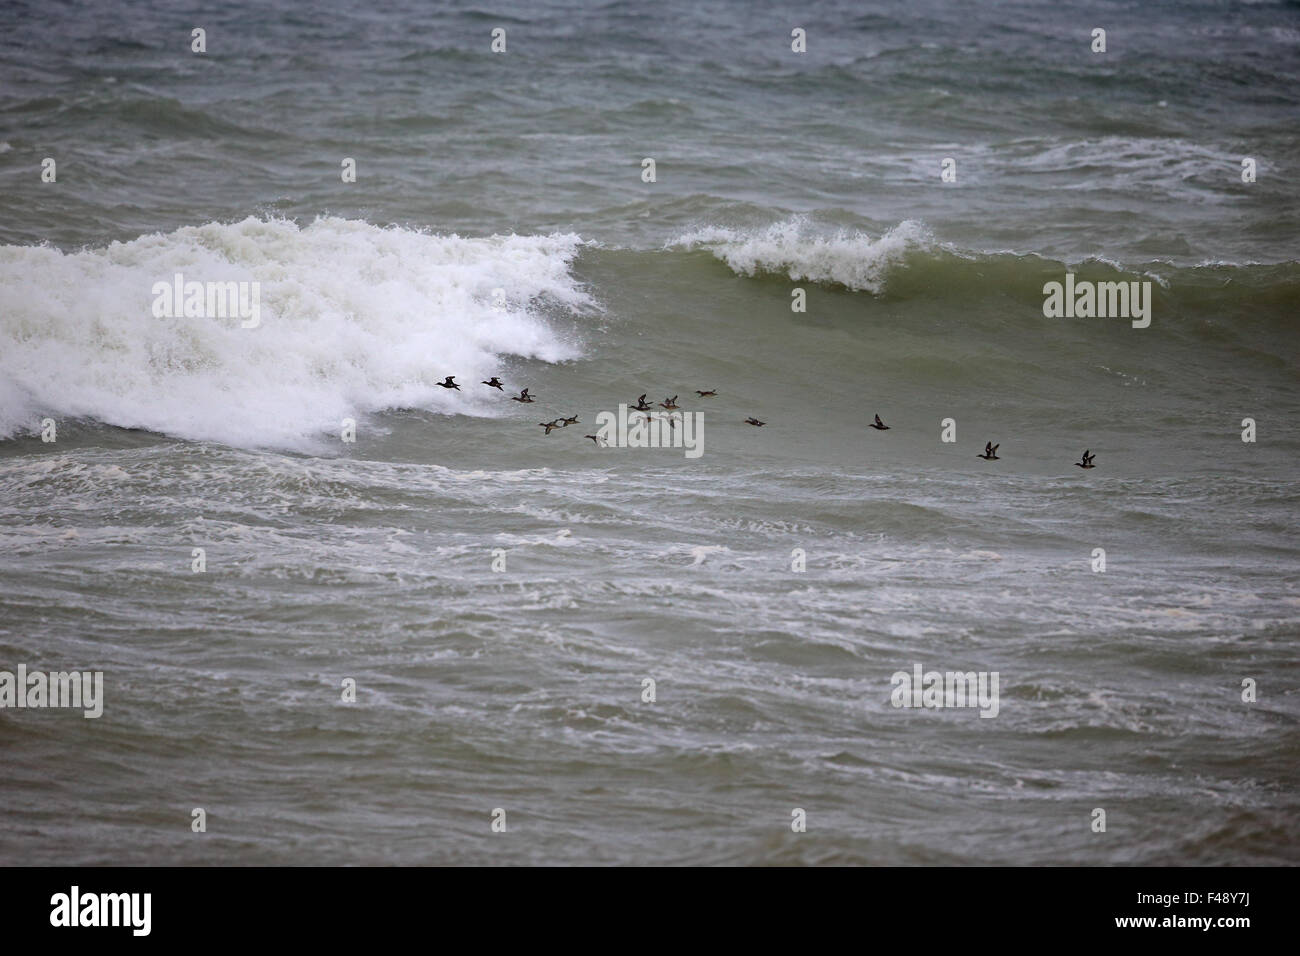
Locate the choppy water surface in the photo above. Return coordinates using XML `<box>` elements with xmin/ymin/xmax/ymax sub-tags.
<box><xmin>0</xmin><ymin>0</ymin><xmax>1297</xmax><ymax>864</ymax></box>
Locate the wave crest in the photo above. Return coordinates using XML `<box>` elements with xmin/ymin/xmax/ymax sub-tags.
<box><xmin>673</xmin><ymin>218</ymin><xmax>933</xmax><ymax>293</ymax></box>
<box><xmin>0</xmin><ymin>217</ymin><xmax>592</xmax><ymax>449</ymax></box>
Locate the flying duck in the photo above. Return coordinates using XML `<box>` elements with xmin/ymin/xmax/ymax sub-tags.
<box><xmin>978</xmin><ymin>442</ymin><xmax>999</xmax><ymax>460</ymax></box>
<box><xmin>437</xmin><ymin>376</ymin><xmax>460</xmax><ymax>390</ymax></box>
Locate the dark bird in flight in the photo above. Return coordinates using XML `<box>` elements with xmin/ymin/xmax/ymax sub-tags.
<box><xmin>659</xmin><ymin>395</ymin><xmax>679</xmax><ymax>410</ymax></box>
<box><xmin>584</xmin><ymin>434</ymin><xmax>603</xmax><ymax>445</ymax></box>
<box><xmin>482</xmin><ymin>377</ymin><xmax>504</xmax><ymax>390</ymax></box>
<box><xmin>1075</xmin><ymin>450</ymin><xmax>1096</xmax><ymax>469</ymax></box>
<box><xmin>538</xmin><ymin>420</ymin><xmax>561</xmax><ymax>435</ymax></box>
<box><xmin>632</xmin><ymin>394</ymin><xmax>653</xmax><ymax>411</ymax></box>
<box><xmin>695</xmin><ymin>389</ymin><xmax>717</xmax><ymax>397</ymax></box>
<box><xmin>869</xmin><ymin>414</ymin><xmax>889</xmax><ymax>430</ymax></box>
<box><xmin>437</xmin><ymin>376</ymin><xmax>460</xmax><ymax>390</ymax></box>
<box><xmin>511</xmin><ymin>389</ymin><xmax>535</xmax><ymax>403</ymax></box>
<box><xmin>978</xmin><ymin>442</ymin><xmax>1000</xmax><ymax>460</ymax></box>
<box><xmin>560</xmin><ymin>415</ymin><xmax>579</xmax><ymax>426</ymax></box>
<box><xmin>744</xmin><ymin>417</ymin><xmax>766</xmax><ymax>427</ymax></box>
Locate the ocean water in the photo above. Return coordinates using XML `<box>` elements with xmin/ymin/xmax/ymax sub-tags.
<box><xmin>0</xmin><ymin>0</ymin><xmax>1297</xmax><ymax>865</ymax></box>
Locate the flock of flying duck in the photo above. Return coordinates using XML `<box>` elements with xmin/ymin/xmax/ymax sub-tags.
<box><xmin>435</xmin><ymin>375</ymin><xmax>1099</xmax><ymax>467</ymax></box>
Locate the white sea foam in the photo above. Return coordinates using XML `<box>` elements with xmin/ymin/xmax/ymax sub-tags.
<box><xmin>0</xmin><ymin>217</ymin><xmax>593</xmax><ymax>449</ymax></box>
<box><xmin>673</xmin><ymin>218</ymin><xmax>932</xmax><ymax>293</ymax></box>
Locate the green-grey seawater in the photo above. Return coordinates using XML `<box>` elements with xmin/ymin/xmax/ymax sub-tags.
<box><xmin>0</xmin><ymin>0</ymin><xmax>1297</xmax><ymax>864</ymax></box>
